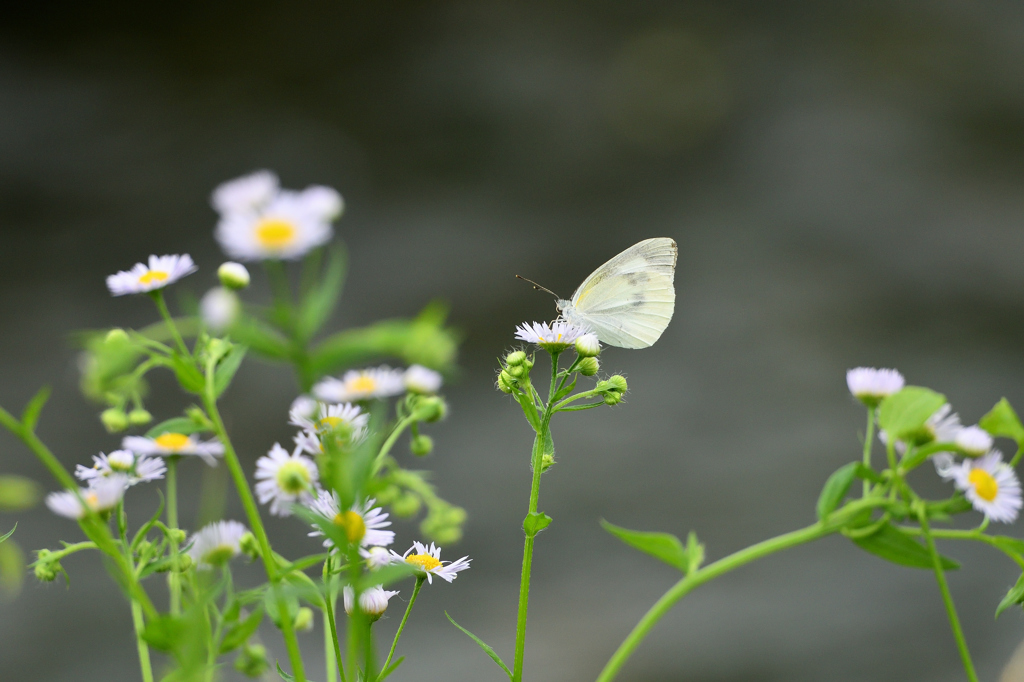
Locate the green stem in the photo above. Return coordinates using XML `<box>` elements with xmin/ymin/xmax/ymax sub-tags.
<box><xmin>372</xmin><ymin>416</ymin><xmax>416</xmax><ymax>475</ymax></box>
<box><xmin>324</xmin><ymin>557</ymin><xmax>345</xmax><ymax>682</ymax></box>
<box><xmin>151</xmin><ymin>290</ymin><xmax>190</xmax><ymax>357</ymax></box>
<box><xmin>382</xmin><ymin>576</ymin><xmax>424</xmax><ymax>675</ymax></box>
<box><xmin>201</xmin><ymin>360</ymin><xmax>307</xmax><ymax>682</ymax></box>
<box><xmin>131</xmin><ymin>598</ymin><xmax>155</xmax><ymax>682</ymax></box>
<box><xmin>862</xmin><ymin>408</ymin><xmax>874</xmax><ymax>496</ymax></box>
<box><xmin>593</xmin><ymin>501</ymin><xmax>888</xmax><ymax>682</ymax></box>
<box><xmin>915</xmin><ymin>507</ymin><xmax>978</xmax><ymax>682</ymax></box>
<box><xmin>899</xmin><ymin>526</ymin><xmax>1024</xmax><ymax>569</ymax></box>
<box><xmin>166</xmin><ymin>457</ymin><xmax>181</xmax><ymax>615</ymax></box>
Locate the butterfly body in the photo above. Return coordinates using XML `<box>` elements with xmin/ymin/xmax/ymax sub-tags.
<box><xmin>557</xmin><ymin>237</ymin><xmax>677</xmax><ymax>349</ymax></box>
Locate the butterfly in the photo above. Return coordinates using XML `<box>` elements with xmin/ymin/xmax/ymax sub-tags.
<box><xmin>522</xmin><ymin>238</ymin><xmax>677</xmax><ymax>349</ymax></box>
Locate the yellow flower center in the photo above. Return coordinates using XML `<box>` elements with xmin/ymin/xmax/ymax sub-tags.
<box><xmin>138</xmin><ymin>270</ymin><xmax>169</xmax><ymax>285</ymax></box>
<box><xmin>405</xmin><ymin>553</ymin><xmax>441</xmax><ymax>571</ymax></box>
<box><xmin>255</xmin><ymin>219</ymin><xmax>297</xmax><ymax>249</ymax></box>
<box><xmin>275</xmin><ymin>460</ymin><xmax>312</xmax><ymax>494</ymax></box>
<box><xmin>968</xmin><ymin>468</ymin><xmax>999</xmax><ymax>502</ymax></box>
<box><xmin>84</xmin><ymin>491</ymin><xmax>99</xmax><ymax>509</ymax></box>
<box><xmin>348</xmin><ymin>375</ymin><xmax>378</xmax><ymax>394</ymax></box>
<box><xmin>333</xmin><ymin>510</ymin><xmax>366</xmax><ymax>542</ymax></box>
<box><xmin>155</xmin><ymin>433</ymin><xmax>191</xmax><ymax>452</ymax></box>
<box><xmin>318</xmin><ymin>416</ymin><xmax>344</xmax><ymax>430</ymax></box>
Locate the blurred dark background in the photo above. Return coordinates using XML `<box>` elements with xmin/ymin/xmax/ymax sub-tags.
<box><xmin>4</xmin><ymin>1</ymin><xmax>1024</xmax><ymax>680</ymax></box>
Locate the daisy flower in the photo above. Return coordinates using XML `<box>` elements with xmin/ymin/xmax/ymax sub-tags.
<box><xmin>390</xmin><ymin>541</ymin><xmax>471</xmax><ymax>584</ymax></box>
<box><xmin>575</xmin><ymin>332</ymin><xmax>601</xmax><ymax>357</ymax></box>
<box><xmin>122</xmin><ymin>432</ymin><xmax>225</xmax><ymax>466</ymax></box>
<box><xmin>308</xmin><ymin>491</ymin><xmax>394</xmax><ymax>549</ymax></box>
<box><xmin>845</xmin><ymin>367</ymin><xmax>905</xmax><ymax>406</ymax></box>
<box><xmin>932</xmin><ymin>452</ymin><xmax>959</xmax><ymax>480</ymax></box>
<box><xmin>879</xmin><ymin>403</ymin><xmax>962</xmax><ymax>455</ymax></box>
<box><xmin>213</xmin><ymin>173</ymin><xmax>342</xmax><ymax>260</ymax></box>
<box><xmin>75</xmin><ymin>449</ymin><xmax>166</xmax><ymax>486</ymax></box>
<box><xmin>515</xmin><ymin>321</ymin><xmax>591</xmax><ymax>352</ymax></box>
<box><xmin>289</xmin><ymin>395</ymin><xmax>319</xmax><ymax>421</ymax></box>
<box><xmin>254</xmin><ymin>443</ymin><xmax>319</xmax><ymax>516</ymax></box>
<box><xmin>361</xmin><ymin>546</ymin><xmax>394</xmax><ymax>570</ymax></box>
<box><xmin>343</xmin><ymin>585</ymin><xmax>400</xmax><ymax>619</ymax></box>
<box><xmin>952</xmin><ymin>451</ymin><xmax>1022</xmax><ymax>523</ymax></box>
<box><xmin>188</xmin><ymin>520</ymin><xmax>248</xmax><ymax>569</ymax></box>
<box><xmin>106</xmin><ymin>254</ymin><xmax>197</xmax><ymax>296</ymax></box>
<box><xmin>45</xmin><ymin>475</ymin><xmax>129</xmax><ymax>519</ymax></box>
<box><xmin>404</xmin><ymin>365</ymin><xmax>443</xmax><ymax>394</ymax></box>
<box><xmin>312</xmin><ymin>366</ymin><xmax>406</xmax><ymax>403</ymax></box>
<box><xmin>200</xmin><ymin>287</ymin><xmax>240</xmax><ymax>332</ymax></box>
<box><xmin>289</xmin><ymin>401</ymin><xmax>368</xmax><ymax>436</ymax></box>
<box><xmin>955</xmin><ymin>426</ymin><xmax>993</xmax><ymax>457</ymax></box>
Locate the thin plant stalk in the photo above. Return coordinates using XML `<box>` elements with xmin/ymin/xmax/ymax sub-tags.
<box><xmin>381</xmin><ymin>576</ymin><xmax>425</xmax><ymax>674</ymax></box>
<box><xmin>862</xmin><ymin>407</ymin><xmax>874</xmax><ymax>496</ymax></box>
<box><xmin>166</xmin><ymin>456</ymin><xmax>181</xmax><ymax>615</ymax></box>
<box><xmin>150</xmin><ymin>290</ymin><xmax>190</xmax><ymax>357</ymax></box>
<box><xmin>131</xmin><ymin>599</ymin><xmax>155</xmax><ymax>682</ymax></box>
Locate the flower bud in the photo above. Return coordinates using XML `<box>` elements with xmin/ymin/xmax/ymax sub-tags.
<box><xmin>104</xmin><ymin>328</ymin><xmax>130</xmax><ymax>345</ymax></box>
<box><xmin>410</xmin><ymin>434</ymin><xmax>434</xmax><ymax>457</ymax></box>
<box><xmin>443</xmin><ymin>506</ymin><xmax>467</xmax><ymax>526</ymax></box>
<box><xmin>603</xmin><ymin>392</ymin><xmax>622</xmax><ymax>406</ymax></box>
<box><xmin>187</xmin><ymin>406</ymin><xmax>214</xmax><ymax>430</ymax></box>
<box><xmin>497</xmin><ymin>371</ymin><xmax>516</xmax><ymax>393</ymax></box>
<box><xmin>168</xmin><ymin>528</ymin><xmax>187</xmax><ymax>544</ymax></box>
<box><xmin>575</xmin><ymin>333</ymin><xmax>601</xmax><ymax>357</ymax></box>
<box><xmin>33</xmin><ymin>550</ymin><xmax>61</xmax><ymax>582</ymax></box>
<box><xmin>127</xmin><ymin>408</ymin><xmax>153</xmax><ymax>426</ymax></box>
<box><xmin>392</xmin><ymin>493</ymin><xmax>422</xmax><ymax>518</ymax></box>
<box><xmin>293</xmin><ymin>607</ymin><xmax>315</xmax><ymax>632</ymax></box>
<box><xmin>505</xmin><ymin>350</ymin><xmax>527</xmax><ymax>366</ymax></box>
<box><xmin>101</xmin><ymin>408</ymin><xmax>129</xmax><ymax>433</ymax></box>
<box><xmin>374</xmin><ymin>484</ymin><xmax>401</xmax><ymax>505</ymax></box>
<box><xmin>218</xmin><ymin>262</ymin><xmax>251</xmax><ymax>290</ymax></box>
<box><xmin>577</xmin><ymin>357</ymin><xmax>599</xmax><ymax>376</ymax></box>
<box><xmin>200</xmin><ymin>287</ymin><xmax>240</xmax><ymax>332</ymax></box>
<box><xmin>606</xmin><ymin>375</ymin><xmax>628</xmax><ymax>393</ymax></box>
<box><xmin>540</xmin><ymin>453</ymin><xmax>556</xmax><ymax>471</ymax></box>
<box><xmin>234</xmin><ymin>643</ymin><xmax>269</xmax><ymax>678</ymax></box>
<box><xmin>239</xmin><ymin>532</ymin><xmax>261</xmax><ymax>559</ymax></box>
<box><xmin>204</xmin><ymin>338</ymin><xmax>232</xmax><ymax>364</ymax></box>
<box><xmin>429</xmin><ymin>525</ymin><xmax>463</xmax><ymax>545</ymax></box>
<box><xmin>411</xmin><ymin>396</ymin><xmax>447</xmax><ymax>423</ymax></box>
<box><xmin>176</xmin><ymin>554</ymin><xmax>194</xmax><ymax>572</ymax></box>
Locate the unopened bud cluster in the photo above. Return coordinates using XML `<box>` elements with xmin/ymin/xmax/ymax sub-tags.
<box><xmin>597</xmin><ymin>375</ymin><xmax>628</xmax><ymax>405</ymax></box>
<box><xmin>498</xmin><ymin>350</ymin><xmax>535</xmax><ymax>393</ymax></box>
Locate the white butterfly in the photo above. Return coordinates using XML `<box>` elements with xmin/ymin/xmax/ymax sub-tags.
<box><xmin>555</xmin><ymin>238</ymin><xmax>677</xmax><ymax>349</ymax></box>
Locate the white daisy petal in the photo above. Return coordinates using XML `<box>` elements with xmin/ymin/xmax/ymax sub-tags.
<box><xmin>515</xmin><ymin>321</ymin><xmax>591</xmax><ymax>351</ymax></box>
<box><xmin>952</xmin><ymin>451</ymin><xmax>1022</xmax><ymax>523</ymax></box>
<box><xmin>343</xmin><ymin>584</ymin><xmax>399</xmax><ymax>618</ymax></box>
<box><xmin>122</xmin><ymin>433</ymin><xmax>225</xmax><ymax>466</ymax></box>
<box><xmin>200</xmin><ymin>287</ymin><xmax>240</xmax><ymax>332</ymax></box>
<box><xmin>75</xmin><ymin>449</ymin><xmax>165</xmax><ymax>486</ymax></box>
<box><xmin>187</xmin><ymin>520</ymin><xmax>248</xmax><ymax>569</ymax></box>
<box><xmin>845</xmin><ymin>367</ymin><xmax>905</xmax><ymax>405</ymax></box>
<box><xmin>45</xmin><ymin>475</ymin><xmax>129</xmax><ymax>520</ymax></box>
<box><xmin>212</xmin><ymin>170</ymin><xmax>279</xmax><ymax>215</ymax></box>
<box><xmin>389</xmin><ymin>541</ymin><xmax>471</xmax><ymax>585</ymax></box>
<box><xmin>404</xmin><ymin>365</ymin><xmax>443</xmax><ymax>394</ymax></box>
<box><xmin>312</xmin><ymin>366</ymin><xmax>406</xmax><ymax>403</ymax></box>
<box><xmin>254</xmin><ymin>443</ymin><xmax>319</xmax><ymax>516</ymax></box>
<box><xmin>106</xmin><ymin>254</ymin><xmax>197</xmax><ymax>296</ymax></box>
<box><xmin>308</xmin><ymin>492</ymin><xmax>394</xmax><ymax>549</ymax></box>
<box><xmin>214</xmin><ymin>186</ymin><xmax>338</xmax><ymax>261</ymax></box>
<box><xmin>955</xmin><ymin>426</ymin><xmax>994</xmax><ymax>457</ymax></box>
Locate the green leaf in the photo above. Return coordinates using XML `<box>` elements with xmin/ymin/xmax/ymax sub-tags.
<box><xmin>21</xmin><ymin>386</ymin><xmax>51</xmax><ymax>431</ymax></box>
<box><xmin>980</xmin><ymin>398</ymin><xmax>1024</xmax><ymax>444</ymax></box>
<box><xmin>878</xmin><ymin>387</ymin><xmax>946</xmax><ymax>440</ymax></box>
<box><xmin>601</xmin><ymin>519</ymin><xmax>689</xmax><ymax>572</ymax></box>
<box><xmin>213</xmin><ymin>345</ymin><xmax>248</xmax><ymax>397</ymax></box>
<box><xmin>854</xmin><ymin>463</ymin><xmax>885</xmax><ymax>484</ymax></box>
<box><xmin>142</xmin><ymin>614</ymin><xmax>187</xmax><ymax>652</ymax></box>
<box><xmin>230</xmin><ymin>316</ymin><xmax>292</xmax><ymax>360</ymax></box>
<box><xmin>296</xmin><ymin>245</ymin><xmax>346</xmax><ymax>342</ymax></box>
<box><xmin>220</xmin><ymin>607</ymin><xmax>264</xmax><ymax>653</ymax></box>
<box><xmin>0</xmin><ymin>538</ymin><xmax>25</xmax><ymax>594</ymax></box>
<box><xmin>377</xmin><ymin>656</ymin><xmax>405</xmax><ymax>681</ymax></box>
<box><xmin>851</xmin><ymin>523</ymin><xmax>959</xmax><ymax>570</ymax></box>
<box><xmin>0</xmin><ymin>476</ymin><xmax>41</xmax><ymax>512</ymax></box>
<box><xmin>996</xmin><ymin>573</ymin><xmax>1024</xmax><ymax>618</ymax></box>
<box><xmin>445</xmin><ymin>612</ymin><xmax>512</xmax><ymax>680</ymax></box>
<box><xmin>514</xmin><ymin>390</ymin><xmax>542</xmax><ymax>431</ymax></box>
<box><xmin>170</xmin><ymin>355</ymin><xmax>206</xmax><ymax>394</ymax></box>
<box><xmin>0</xmin><ymin>524</ymin><xmax>15</xmax><ymax>544</ymax></box>
<box><xmin>685</xmin><ymin>531</ymin><xmax>705</xmax><ymax>574</ymax></box>
<box><xmin>275</xmin><ymin>662</ymin><xmax>295</xmax><ymax>681</ymax></box>
<box><xmin>523</xmin><ymin>511</ymin><xmax>553</xmax><ymax>537</ymax></box>
<box><xmin>146</xmin><ymin>417</ymin><xmax>207</xmax><ymax>438</ymax></box>
<box><xmin>816</xmin><ymin>462</ymin><xmax>859</xmax><ymax>520</ymax></box>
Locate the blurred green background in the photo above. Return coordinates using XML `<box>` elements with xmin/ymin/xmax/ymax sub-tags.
<box><xmin>4</xmin><ymin>1</ymin><xmax>1024</xmax><ymax>680</ymax></box>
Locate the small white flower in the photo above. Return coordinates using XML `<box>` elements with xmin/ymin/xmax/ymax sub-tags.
<box><xmin>312</xmin><ymin>366</ymin><xmax>406</xmax><ymax>403</ymax></box>
<box><xmin>122</xmin><ymin>433</ymin><xmax>225</xmax><ymax>466</ymax></box>
<box><xmin>924</xmin><ymin>404</ymin><xmax>962</xmax><ymax>443</ymax></box>
<box><xmin>932</xmin><ymin>452</ymin><xmax>959</xmax><ymax>480</ymax></box>
<box><xmin>575</xmin><ymin>333</ymin><xmax>601</xmax><ymax>357</ymax></box>
<box><xmin>188</xmin><ymin>520</ymin><xmax>248</xmax><ymax>569</ymax></box>
<box><xmin>361</xmin><ymin>546</ymin><xmax>394</xmax><ymax>570</ymax></box>
<box><xmin>200</xmin><ymin>287</ymin><xmax>240</xmax><ymax>332</ymax></box>
<box><xmin>212</xmin><ymin>170</ymin><xmax>279</xmax><ymax>215</ymax></box>
<box><xmin>75</xmin><ymin>449</ymin><xmax>166</xmax><ymax>486</ymax></box>
<box><xmin>390</xmin><ymin>541</ymin><xmax>471</xmax><ymax>584</ymax></box>
<box><xmin>846</xmin><ymin>367</ymin><xmax>905</xmax><ymax>405</ymax></box>
<box><xmin>289</xmin><ymin>401</ymin><xmax>368</xmax><ymax>436</ymax></box>
<box><xmin>952</xmin><ymin>451</ymin><xmax>1022</xmax><ymax>523</ymax></box>
<box><xmin>254</xmin><ymin>443</ymin><xmax>319</xmax><ymax>516</ymax></box>
<box><xmin>217</xmin><ymin>261</ymin><xmax>251</xmax><ymax>290</ymax></box>
<box><xmin>45</xmin><ymin>475</ymin><xmax>129</xmax><ymax>519</ymax></box>
<box><xmin>955</xmin><ymin>426</ymin><xmax>993</xmax><ymax>457</ymax></box>
<box><xmin>404</xmin><ymin>365</ymin><xmax>443</xmax><ymax>394</ymax></box>
<box><xmin>289</xmin><ymin>395</ymin><xmax>319</xmax><ymax>421</ymax></box>
<box><xmin>308</xmin><ymin>492</ymin><xmax>394</xmax><ymax>549</ymax></box>
<box><xmin>343</xmin><ymin>584</ymin><xmax>399</xmax><ymax>618</ymax></box>
<box><xmin>214</xmin><ymin>183</ymin><xmax>342</xmax><ymax>261</ymax></box>
<box><xmin>514</xmin><ymin>321</ymin><xmax>591</xmax><ymax>351</ymax></box>
<box><xmin>106</xmin><ymin>254</ymin><xmax>197</xmax><ymax>296</ymax></box>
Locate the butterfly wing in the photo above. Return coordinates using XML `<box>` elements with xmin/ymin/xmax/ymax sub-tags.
<box><xmin>565</xmin><ymin>238</ymin><xmax>677</xmax><ymax>349</ymax></box>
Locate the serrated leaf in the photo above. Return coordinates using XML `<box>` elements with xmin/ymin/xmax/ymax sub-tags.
<box><xmin>523</xmin><ymin>512</ymin><xmax>553</xmax><ymax>537</ymax></box>
<box><xmin>817</xmin><ymin>462</ymin><xmax>859</xmax><ymax>520</ymax></box>
<box><xmin>851</xmin><ymin>523</ymin><xmax>959</xmax><ymax>570</ymax></box>
<box><xmin>213</xmin><ymin>345</ymin><xmax>247</xmax><ymax>396</ymax></box>
<box><xmin>21</xmin><ymin>386</ymin><xmax>50</xmax><ymax>431</ymax></box>
<box><xmin>146</xmin><ymin>417</ymin><xmax>207</xmax><ymax>438</ymax></box>
<box><xmin>878</xmin><ymin>387</ymin><xmax>946</xmax><ymax>440</ymax></box>
<box><xmin>220</xmin><ymin>607</ymin><xmax>263</xmax><ymax>653</ymax></box>
<box><xmin>601</xmin><ymin>519</ymin><xmax>689</xmax><ymax>572</ymax></box>
<box><xmin>980</xmin><ymin>398</ymin><xmax>1024</xmax><ymax>444</ymax></box>
<box><xmin>996</xmin><ymin>573</ymin><xmax>1024</xmax><ymax>618</ymax></box>
<box><xmin>445</xmin><ymin>612</ymin><xmax>512</xmax><ymax>680</ymax></box>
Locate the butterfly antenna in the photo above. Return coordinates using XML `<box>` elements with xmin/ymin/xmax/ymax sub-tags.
<box><xmin>516</xmin><ymin>275</ymin><xmax>560</xmax><ymax>299</ymax></box>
